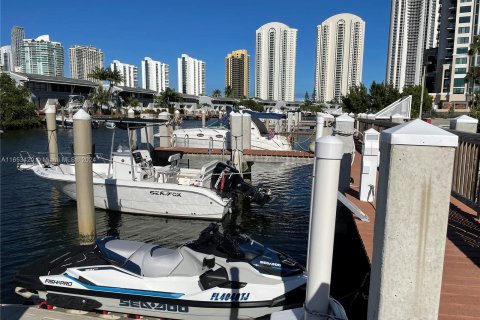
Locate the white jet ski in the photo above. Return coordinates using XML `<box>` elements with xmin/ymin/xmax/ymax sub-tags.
<box><xmin>15</xmin><ymin>224</ymin><xmax>306</xmax><ymax>319</ymax></box>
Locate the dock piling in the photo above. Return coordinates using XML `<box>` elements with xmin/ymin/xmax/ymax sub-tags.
<box><xmin>73</xmin><ymin>109</ymin><xmax>96</xmax><ymax>245</ymax></box>
<box><xmin>127</xmin><ymin>108</ymin><xmax>137</xmax><ymax>150</ymax></box>
<box><xmin>201</xmin><ymin>110</ymin><xmax>206</xmax><ymax>128</ymax></box>
<box><xmin>367</xmin><ymin>120</ymin><xmax>459</xmax><ymax>319</ymax></box>
<box><xmin>333</xmin><ymin>114</ymin><xmax>355</xmax><ymax>192</ymax></box>
<box><xmin>45</xmin><ymin>105</ymin><xmax>59</xmax><ymax>165</ymax></box>
<box><xmin>305</xmin><ymin>136</ymin><xmax>344</xmax><ymax>320</ymax></box>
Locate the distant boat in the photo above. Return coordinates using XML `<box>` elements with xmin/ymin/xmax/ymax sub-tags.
<box><xmin>105</xmin><ymin>121</ymin><xmax>116</xmax><ymax>129</ymax></box>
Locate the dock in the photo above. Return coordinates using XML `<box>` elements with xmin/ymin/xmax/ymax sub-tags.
<box><xmin>153</xmin><ymin>147</ymin><xmax>314</xmax><ymax>164</ymax></box>
<box><xmin>346</xmin><ymin>149</ymin><xmax>480</xmax><ymax>319</ymax></box>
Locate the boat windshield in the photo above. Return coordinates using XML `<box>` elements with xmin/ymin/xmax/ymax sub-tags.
<box><xmin>207</xmin><ymin>114</ymin><xmax>230</xmax><ymax>129</ymax></box>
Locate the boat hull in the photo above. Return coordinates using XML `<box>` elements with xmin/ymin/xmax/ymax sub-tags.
<box><xmin>51</xmin><ymin>179</ymin><xmax>228</xmax><ymax>219</ymax></box>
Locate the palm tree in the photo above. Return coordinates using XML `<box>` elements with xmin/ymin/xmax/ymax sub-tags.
<box><xmin>224</xmin><ymin>85</ymin><xmax>233</xmax><ymax>98</ymax></box>
<box><xmin>155</xmin><ymin>87</ymin><xmax>182</xmax><ymax>113</ymax></box>
<box><xmin>212</xmin><ymin>89</ymin><xmax>221</xmax><ymax>97</ymax></box>
<box><xmin>88</xmin><ymin>86</ymin><xmax>109</xmax><ymax>114</ymax></box>
<box><xmin>467</xmin><ymin>36</ymin><xmax>480</xmax><ymax>105</ymax></box>
<box><xmin>89</xmin><ymin>67</ymin><xmax>123</xmax><ymax>113</ymax></box>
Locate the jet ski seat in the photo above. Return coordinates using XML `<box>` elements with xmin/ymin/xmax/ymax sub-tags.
<box><xmin>97</xmin><ymin>237</ymin><xmax>184</xmax><ymax>277</ymax></box>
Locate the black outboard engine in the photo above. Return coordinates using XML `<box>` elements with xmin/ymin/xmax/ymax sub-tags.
<box><xmin>210</xmin><ymin>163</ymin><xmax>271</xmax><ymax>205</ymax></box>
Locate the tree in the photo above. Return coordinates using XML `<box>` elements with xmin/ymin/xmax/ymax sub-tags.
<box><xmin>304</xmin><ymin>91</ymin><xmax>310</xmax><ymax>102</ymax></box>
<box><xmin>402</xmin><ymin>85</ymin><xmax>432</xmax><ymax>118</ymax></box>
<box><xmin>341</xmin><ymin>84</ymin><xmax>370</xmax><ymax>113</ymax></box>
<box><xmin>88</xmin><ymin>86</ymin><xmax>109</xmax><ymax>114</ymax></box>
<box><xmin>0</xmin><ymin>73</ymin><xmax>39</xmax><ymax>129</ymax></box>
<box><xmin>369</xmin><ymin>81</ymin><xmax>401</xmax><ymax>113</ymax></box>
<box><xmin>224</xmin><ymin>85</ymin><xmax>233</xmax><ymax>98</ymax></box>
<box><xmin>212</xmin><ymin>89</ymin><xmax>221</xmax><ymax>97</ymax></box>
<box><xmin>123</xmin><ymin>94</ymin><xmax>140</xmax><ymax>108</ymax></box>
<box><xmin>89</xmin><ymin>67</ymin><xmax>123</xmax><ymax>113</ymax></box>
<box><xmin>312</xmin><ymin>88</ymin><xmax>317</xmax><ymax>102</ymax></box>
<box><xmin>155</xmin><ymin>87</ymin><xmax>182</xmax><ymax>113</ymax></box>
<box><xmin>238</xmin><ymin>98</ymin><xmax>263</xmax><ymax>112</ymax></box>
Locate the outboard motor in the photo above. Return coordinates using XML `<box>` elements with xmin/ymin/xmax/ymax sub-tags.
<box><xmin>211</xmin><ymin>163</ymin><xmax>271</xmax><ymax>205</ymax></box>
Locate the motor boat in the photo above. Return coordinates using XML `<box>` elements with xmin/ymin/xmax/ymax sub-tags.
<box><xmin>169</xmin><ymin>111</ymin><xmax>292</xmax><ymax>151</ymax></box>
<box><xmin>14</xmin><ymin>224</ymin><xmax>306</xmax><ymax>320</ymax></box>
<box><xmin>56</xmin><ymin>95</ymin><xmax>99</xmax><ymax>128</ymax></box>
<box><xmin>18</xmin><ymin>120</ymin><xmax>270</xmax><ymax>220</ymax></box>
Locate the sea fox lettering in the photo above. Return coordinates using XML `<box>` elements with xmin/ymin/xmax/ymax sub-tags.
<box><xmin>150</xmin><ymin>190</ymin><xmax>182</xmax><ymax>197</ymax></box>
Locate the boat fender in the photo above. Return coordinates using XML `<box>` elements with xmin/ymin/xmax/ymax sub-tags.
<box><xmin>203</xmin><ymin>255</ymin><xmax>215</xmax><ymax>269</ymax></box>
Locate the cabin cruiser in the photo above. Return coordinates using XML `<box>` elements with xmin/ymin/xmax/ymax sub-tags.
<box><xmin>14</xmin><ymin>224</ymin><xmax>306</xmax><ymax>320</ymax></box>
<box><xmin>56</xmin><ymin>95</ymin><xmax>99</xmax><ymax>128</ymax></box>
<box><xmin>18</xmin><ymin>120</ymin><xmax>270</xmax><ymax>220</ymax></box>
<box><xmin>169</xmin><ymin>111</ymin><xmax>292</xmax><ymax>151</ymax></box>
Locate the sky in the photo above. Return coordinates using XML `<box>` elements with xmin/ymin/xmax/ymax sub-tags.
<box><xmin>1</xmin><ymin>0</ymin><xmax>391</xmax><ymax>100</ymax></box>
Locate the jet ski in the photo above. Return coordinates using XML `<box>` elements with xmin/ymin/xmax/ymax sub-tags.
<box><xmin>14</xmin><ymin>224</ymin><xmax>306</xmax><ymax>319</ymax></box>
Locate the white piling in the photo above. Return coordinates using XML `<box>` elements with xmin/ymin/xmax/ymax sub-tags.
<box><xmin>45</xmin><ymin>105</ymin><xmax>59</xmax><ymax>165</ymax></box>
<box><xmin>287</xmin><ymin>112</ymin><xmax>293</xmax><ymax>132</ymax></box>
<box><xmin>230</xmin><ymin>112</ymin><xmax>243</xmax><ymax>172</ymax></box>
<box><xmin>367</xmin><ymin>120</ymin><xmax>459</xmax><ymax>320</ymax></box>
<box><xmin>201</xmin><ymin>110</ymin><xmax>206</xmax><ymax>128</ymax></box>
<box><xmin>73</xmin><ymin>109</ymin><xmax>96</xmax><ymax>245</ymax></box>
<box><xmin>359</xmin><ymin>128</ymin><xmax>380</xmax><ymax>202</ymax></box>
<box><xmin>242</xmin><ymin>113</ymin><xmax>252</xmax><ymax>150</ymax></box>
<box><xmin>127</xmin><ymin>108</ymin><xmax>137</xmax><ymax>150</ymax></box>
<box><xmin>390</xmin><ymin>113</ymin><xmax>404</xmax><ymax>124</ymax></box>
<box><xmin>334</xmin><ymin>114</ymin><xmax>355</xmax><ymax>192</ymax></box>
<box><xmin>305</xmin><ymin>136</ymin><xmax>344</xmax><ymax>320</ymax></box>
<box><xmin>450</xmin><ymin>115</ymin><xmax>478</xmax><ymax>133</ymax></box>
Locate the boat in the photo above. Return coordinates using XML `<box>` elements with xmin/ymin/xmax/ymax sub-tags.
<box><xmin>56</xmin><ymin>95</ymin><xmax>99</xmax><ymax>128</ymax></box>
<box><xmin>105</xmin><ymin>121</ymin><xmax>116</xmax><ymax>129</ymax></box>
<box><xmin>169</xmin><ymin>111</ymin><xmax>292</xmax><ymax>151</ymax></box>
<box><xmin>14</xmin><ymin>224</ymin><xmax>306</xmax><ymax>320</ymax></box>
<box><xmin>18</xmin><ymin>119</ymin><xmax>270</xmax><ymax>220</ymax></box>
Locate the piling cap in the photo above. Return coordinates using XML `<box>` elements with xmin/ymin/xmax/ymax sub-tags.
<box><xmin>45</xmin><ymin>105</ymin><xmax>56</xmax><ymax>114</ymax></box>
<box><xmin>391</xmin><ymin>113</ymin><xmax>404</xmax><ymax>119</ymax></box>
<box><xmin>451</xmin><ymin>115</ymin><xmax>478</xmax><ymax>124</ymax></box>
<box><xmin>128</xmin><ymin>108</ymin><xmax>134</xmax><ymax>114</ymax></box>
<box><xmin>72</xmin><ymin>109</ymin><xmax>91</xmax><ymax>120</ymax></box>
<box><xmin>315</xmin><ymin>135</ymin><xmax>344</xmax><ymax>160</ymax></box>
<box><xmin>381</xmin><ymin>119</ymin><xmax>458</xmax><ymax>147</ymax></box>
<box><xmin>174</xmin><ymin>110</ymin><xmax>180</xmax><ymax>114</ymax></box>
<box><xmin>336</xmin><ymin>114</ymin><xmax>354</xmax><ymax>122</ymax></box>
<box><xmin>242</xmin><ymin>112</ymin><xmax>251</xmax><ymax>118</ymax></box>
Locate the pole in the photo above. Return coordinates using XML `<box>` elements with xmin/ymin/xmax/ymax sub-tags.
<box><xmin>305</xmin><ymin>136</ymin><xmax>344</xmax><ymax>320</ymax></box>
<box><xmin>419</xmin><ymin>65</ymin><xmax>426</xmax><ymax>119</ymax></box>
<box><xmin>73</xmin><ymin>109</ymin><xmax>96</xmax><ymax>245</ymax></box>
<box><xmin>202</xmin><ymin>109</ymin><xmax>206</xmax><ymax>128</ymax></box>
<box><xmin>45</xmin><ymin>105</ymin><xmax>59</xmax><ymax>165</ymax></box>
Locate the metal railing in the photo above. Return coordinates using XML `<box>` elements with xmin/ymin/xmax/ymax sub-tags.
<box><xmin>356</xmin><ymin>118</ymin><xmax>480</xmax><ymax>214</ymax></box>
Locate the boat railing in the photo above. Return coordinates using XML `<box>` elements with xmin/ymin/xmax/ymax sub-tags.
<box><xmin>172</xmin><ymin>134</ymin><xmax>177</xmax><ymax>147</ymax></box>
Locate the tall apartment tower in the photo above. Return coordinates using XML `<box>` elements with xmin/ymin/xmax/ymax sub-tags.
<box><xmin>111</xmin><ymin>60</ymin><xmax>138</xmax><ymax>88</ymax></box>
<box><xmin>314</xmin><ymin>13</ymin><xmax>365</xmax><ymax>103</ymax></box>
<box><xmin>20</xmin><ymin>35</ymin><xmax>64</xmax><ymax>76</ymax></box>
<box><xmin>177</xmin><ymin>54</ymin><xmax>205</xmax><ymax>96</ymax></box>
<box><xmin>435</xmin><ymin>0</ymin><xmax>478</xmax><ymax>104</ymax></box>
<box><xmin>11</xmin><ymin>26</ymin><xmax>25</xmax><ymax>72</ymax></box>
<box><xmin>141</xmin><ymin>57</ymin><xmax>169</xmax><ymax>93</ymax></box>
<box><xmin>0</xmin><ymin>46</ymin><xmax>13</xmax><ymax>71</ymax></box>
<box><xmin>225</xmin><ymin>49</ymin><xmax>249</xmax><ymax>99</ymax></box>
<box><xmin>255</xmin><ymin>22</ymin><xmax>297</xmax><ymax>101</ymax></box>
<box><xmin>69</xmin><ymin>45</ymin><xmax>104</xmax><ymax>82</ymax></box>
<box><xmin>386</xmin><ymin>0</ymin><xmax>439</xmax><ymax>90</ymax></box>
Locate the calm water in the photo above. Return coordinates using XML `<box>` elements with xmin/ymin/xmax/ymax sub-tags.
<box><xmin>0</xmin><ymin>121</ymin><xmax>313</xmax><ymax>304</ymax></box>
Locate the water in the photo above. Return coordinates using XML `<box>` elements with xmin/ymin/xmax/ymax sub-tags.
<box><xmin>0</xmin><ymin>121</ymin><xmax>369</xmax><ymax>318</ymax></box>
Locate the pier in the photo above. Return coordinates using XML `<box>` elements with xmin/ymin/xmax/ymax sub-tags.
<box><xmin>347</xmin><ymin>139</ymin><xmax>480</xmax><ymax>319</ymax></box>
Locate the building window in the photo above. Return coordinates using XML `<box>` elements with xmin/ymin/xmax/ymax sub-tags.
<box><xmin>458</xmin><ymin>26</ymin><xmax>470</xmax><ymax>33</ymax></box>
<box><xmin>454</xmin><ymin>78</ymin><xmax>465</xmax><ymax>87</ymax></box>
<box><xmin>459</xmin><ymin>16</ymin><xmax>471</xmax><ymax>23</ymax></box>
<box><xmin>456</xmin><ymin>57</ymin><xmax>468</xmax><ymax>64</ymax></box>
<box><xmin>457</xmin><ymin>47</ymin><xmax>469</xmax><ymax>54</ymax></box>
<box><xmin>453</xmin><ymin>88</ymin><xmax>465</xmax><ymax>94</ymax></box>
<box><xmin>460</xmin><ymin>0</ymin><xmax>471</xmax><ymax>2</ymax></box>
<box><xmin>458</xmin><ymin>37</ymin><xmax>470</xmax><ymax>44</ymax></box>
<box><xmin>460</xmin><ymin>6</ymin><xmax>472</xmax><ymax>13</ymax></box>
<box><xmin>455</xmin><ymin>68</ymin><xmax>467</xmax><ymax>74</ymax></box>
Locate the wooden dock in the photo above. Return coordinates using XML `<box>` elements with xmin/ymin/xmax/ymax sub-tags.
<box><xmin>153</xmin><ymin>147</ymin><xmax>314</xmax><ymax>164</ymax></box>
<box><xmin>346</xmin><ymin>150</ymin><xmax>480</xmax><ymax>319</ymax></box>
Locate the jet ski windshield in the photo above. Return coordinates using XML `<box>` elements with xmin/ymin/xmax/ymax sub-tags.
<box><xmin>186</xmin><ymin>224</ymin><xmax>304</xmax><ymax>277</ymax></box>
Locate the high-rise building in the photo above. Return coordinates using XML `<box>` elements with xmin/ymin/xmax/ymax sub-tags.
<box><xmin>314</xmin><ymin>13</ymin><xmax>365</xmax><ymax>103</ymax></box>
<box><xmin>20</xmin><ymin>35</ymin><xmax>64</xmax><ymax>76</ymax></box>
<box><xmin>177</xmin><ymin>54</ymin><xmax>205</xmax><ymax>96</ymax></box>
<box><xmin>0</xmin><ymin>45</ymin><xmax>13</xmax><ymax>71</ymax></box>
<box><xmin>11</xmin><ymin>26</ymin><xmax>25</xmax><ymax>71</ymax></box>
<box><xmin>69</xmin><ymin>45</ymin><xmax>104</xmax><ymax>82</ymax></box>
<box><xmin>255</xmin><ymin>22</ymin><xmax>297</xmax><ymax>101</ymax></box>
<box><xmin>111</xmin><ymin>60</ymin><xmax>138</xmax><ymax>88</ymax></box>
<box><xmin>225</xmin><ymin>49</ymin><xmax>249</xmax><ymax>99</ymax></box>
<box><xmin>386</xmin><ymin>0</ymin><xmax>439</xmax><ymax>90</ymax></box>
<box><xmin>141</xmin><ymin>57</ymin><xmax>169</xmax><ymax>93</ymax></box>
<box><xmin>434</xmin><ymin>0</ymin><xmax>478</xmax><ymax>106</ymax></box>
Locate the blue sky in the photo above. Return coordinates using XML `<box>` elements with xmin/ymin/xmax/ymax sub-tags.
<box><xmin>1</xmin><ymin>0</ymin><xmax>390</xmax><ymax>100</ymax></box>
